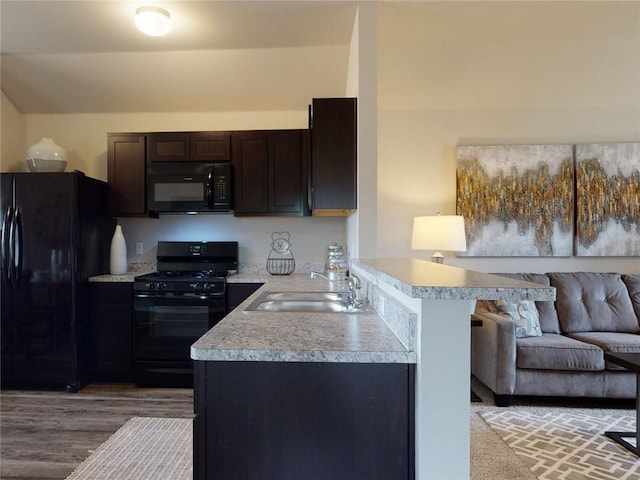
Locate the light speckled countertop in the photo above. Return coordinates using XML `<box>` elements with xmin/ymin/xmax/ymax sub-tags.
<box><xmin>91</xmin><ymin>259</ymin><xmax>554</xmax><ymax>365</ymax></box>
<box><xmin>192</xmin><ymin>261</ymin><xmax>555</xmax><ymax>364</ymax></box>
<box><xmin>192</xmin><ymin>272</ymin><xmax>415</xmax><ymax>364</ymax></box>
<box><xmin>355</xmin><ymin>258</ymin><xmax>556</xmax><ymax>301</ymax></box>
<box><xmin>89</xmin><ymin>273</ymin><xmax>140</xmax><ymax>282</ymax></box>
<box><xmin>88</xmin><ymin>263</ymin><xmax>156</xmax><ymax>282</ymax></box>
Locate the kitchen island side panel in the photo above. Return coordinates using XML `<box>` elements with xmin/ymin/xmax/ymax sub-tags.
<box><xmin>194</xmin><ymin>360</ymin><xmax>415</xmax><ymax>480</ymax></box>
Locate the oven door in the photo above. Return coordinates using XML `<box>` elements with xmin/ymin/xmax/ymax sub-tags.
<box><xmin>133</xmin><ymin>292</ymin><xmax>225</xmax><ymax>362</ymax></box>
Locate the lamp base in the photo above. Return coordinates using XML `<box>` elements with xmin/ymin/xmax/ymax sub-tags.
<box><xmin>431</xmin><ymin>252</ymin><xmax>444</xmax><ymax>264</ymax></box>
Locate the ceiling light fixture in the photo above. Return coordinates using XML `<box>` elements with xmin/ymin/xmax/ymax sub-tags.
<box><xmin>135</xmin><ymin>6</ymin><xmax>171</xmax><ymax>37</ymax></box>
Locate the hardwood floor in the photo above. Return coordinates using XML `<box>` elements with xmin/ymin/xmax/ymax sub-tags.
<box><xmin>0</xmin><ymin>383</ymin><xmax>194</xmax><ymax>480</ymax></box>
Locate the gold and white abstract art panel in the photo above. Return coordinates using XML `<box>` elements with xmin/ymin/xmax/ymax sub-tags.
<box><xmin>575</xmin><ymin>143</ymin><xmax>640</xmax><ymax>257</ymax></box>
<box><xmin>457</xmin><ymin>145</ymin><xmax>574</xmax><ymax>257</ymax></box>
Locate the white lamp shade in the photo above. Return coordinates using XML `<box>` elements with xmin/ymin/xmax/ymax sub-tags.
<box><xmin>411</xmin><ymin>215</ymin><xmax>467</xmax><ymax>252</ymax></box>
<box><xmin>135</xmin><ymin>6</ymin><xmax>171</xmax><ymax>37</ymax></box>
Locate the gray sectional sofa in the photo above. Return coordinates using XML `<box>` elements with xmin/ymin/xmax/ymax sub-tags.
<box><xmin>471</xmin><ymin>272</ymin><xmax>640</xmax><ymax>406</ymax></box>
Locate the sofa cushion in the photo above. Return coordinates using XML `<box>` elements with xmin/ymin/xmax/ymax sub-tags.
<box><xmin>492</xmin><ymin>273</ymin><xmax>561</xmax><ymax>333</ymax></box>
<box><xmin>516</xmin><ymin>333</ymin><xmax>604</xmax><ymax>371</ymax></box>
<box><xmin>566</xmin><ymin>331</ymin><xmax>640</xmax><ymax>370</ymax></box>
<box><xmin>494</xmin><ymin>299</ymin><xmax>542</xmax><ymax>337</ymax></box>
<box><xmin>549</xmin><ymin>272</ymin><xmax>639</xmax><ymax>334</ymax></box>
<box><xmin>623</xmin><ymin>274</ymin><xmax>640</xmax><ymax>321</ymax></box>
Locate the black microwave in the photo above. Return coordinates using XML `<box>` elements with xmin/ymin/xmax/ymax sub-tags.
<box><xmin>147</xmin><ymin>162</ymin><xmax>232</xmax><ymax>214</ymax></box>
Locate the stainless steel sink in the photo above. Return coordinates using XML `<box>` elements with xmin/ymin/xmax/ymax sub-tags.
<box><xmin>244</xmin><ymin>291</ymin><xmax>373</xmax><ymax>314</ymax></box>
<box><xmin>257</xmin><ymin>292</ymin><xmax>347</xmax><ymax>302</ymax></box>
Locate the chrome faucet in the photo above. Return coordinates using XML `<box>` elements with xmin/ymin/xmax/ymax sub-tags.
<box><xmin>310</xmin><ymin>271</ymin><xmax>362</xmax><ymax>309</ymax></box>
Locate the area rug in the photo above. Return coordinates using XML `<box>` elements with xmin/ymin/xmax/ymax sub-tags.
<box><xmin>65</xmin><ymin>417</ymin><xmax>192</xmax><ymax>480</ymax></box>
<box><xmin>480</xmin><ymin>409</ymin><xmax>640</xmax><ymax>480</ymax></box>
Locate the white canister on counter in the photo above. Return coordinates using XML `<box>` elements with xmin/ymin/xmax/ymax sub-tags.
<box><xmin>109</xmin><ymin>224</ymin><xmax>128</xmax><ymax>275</ymax></box>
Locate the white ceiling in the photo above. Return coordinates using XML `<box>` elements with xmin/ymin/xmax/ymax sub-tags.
<box><xmin>0</xmin><ymin>0</ymin><xmax>358</xmax><ymax>114</ymax></box>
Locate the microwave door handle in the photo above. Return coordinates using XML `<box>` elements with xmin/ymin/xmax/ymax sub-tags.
<box><xmin>207</xmin><ymin>168</ymin><xmax>214</xmax><ymax>208</ymax></box>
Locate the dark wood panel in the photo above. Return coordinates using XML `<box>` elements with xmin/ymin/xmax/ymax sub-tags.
<box><xmin>148</xmin><ymin>132</ymin><xmax>232</xmax><ymax>163</ymax></box>
<box><xmin>191</xmin><ymin>132</ymin><xmax>231</xmax><ymax>162</ymax></box>
<box><xmin>232</xmin><ymin>132</ymin><xmax>269</xmax><ymax>214</ymax></box>
<box><xmin>226</xmin><ymin>283</ymin><xmax>263</xmax><ymax>312</ymax></box>
<box><xmin>107</xmin><ymin>134</ymin><xmax>146</xmax><ymax>216</ymax></box>
<box><xmin>269</xmin><ymin>131</ymin><xmax>302</xmax><ymax>212</ymax></box>
<box><xmin>311</xmin><ymin>98</ymin><xmax>357</xmax><ymax>212</ymax></box>
<box><xmin>232</xmin><ymin>130</ymin><xmax>306</xmax><ymax>216</ymax></box>
<box><xmin>90</xmin><ymin>283</ymin><xmax>134</xmax><ymax>382</ymax></box>
<box><xmin>147</xmin><ymin>133</ymin><xmax>189</xmax><ymax>162</ymax></box>
<box><xmin>194</xmin><ymin>361</ymin><xmax>414</xmax><ymax>480</ymax></box>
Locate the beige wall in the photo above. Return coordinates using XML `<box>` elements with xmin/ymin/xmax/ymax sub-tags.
<box><xmin>2</xmin><ymin>1</ymin><xmax>638</xmax><ymax>273</ymax></box>
<box><xmin>21</xmin><ymin>110</ymin><xmax>308</xmax><ymax>181</ymax></box>
<box><xmin>346</xmin><ymin>2</ymin><xmax>379</xmax><ymax>262</ymax></box>
<box><xmin>376</xmin><ymin>1</ymin><xmax>640</xmax><ymax>273</ymax></box>
<box><xmin>1</xmin><ymin>92</ymin><xmax>25</xmax><ymax>171</ymax></box>
<box><xmin>9</xmin><ymin>110</ymin><xmax>348</xmax><ymax>267</ymax></box>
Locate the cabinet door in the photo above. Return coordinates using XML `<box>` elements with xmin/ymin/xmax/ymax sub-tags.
<box><xmin>232</xmin><ymin>132</ymin><xmax>269</xmax><ymax>215</ymax></box>
<box><xmin>191</xmin><ymin>132</ymin><xmax>231</xmax><ymax>162</ymax></box>
<box><xmin>232</xmin><ymin>130</ymin><xmax>305</xmax><ymax>216</ymax></box>
<box><xmin>268</xmin><ymin>131</ymin><xmax>303</xmax><ymax>213</ymax></box>
<box><xmin>311</xmin><ymin>98</ymin><xmax>357</xmax><ymax>214</ymax></box>
<box><xmin>149</xmin><ymin>132</ymin><xmax>232</xmax><ymax>163</ymax></box>
<box><xmin>194</xmin><ymin>361</ymin><xmax>414</xmax><ymax>480</ymax></box>
<box><xmin>107</xmin><ymin>134</ymin><xmax>146</xmax><ymax>216</ymax></box>
<box><xmin>90</xmin><ymin>283</ymin><xmax>133</xmax><ymax>382</ymax></box>
<box><xmin>147</xmin><ymin>132</ymin><xmax>190</xmax><ymax>162</ymax></box>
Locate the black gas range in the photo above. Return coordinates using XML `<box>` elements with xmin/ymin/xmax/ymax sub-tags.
<box><xmin>133</xmin><ymin>241</ymin><xmax>238</xmax><ymax>388</ymax></box>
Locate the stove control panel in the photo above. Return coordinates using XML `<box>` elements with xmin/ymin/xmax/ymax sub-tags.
<box><xmin>143</xmin><ymin>282</ymin><xmax>167</xmax><ymax>291</ymax></box>
<box><xmin>134</xmin><ymin>277</ymin><xmax>225</xmax><ymax>295</ymax></box>
<box><xmin>189</xmin><ymin>282</ymin><xmax>220</xmax><ymax>291</ymax></box>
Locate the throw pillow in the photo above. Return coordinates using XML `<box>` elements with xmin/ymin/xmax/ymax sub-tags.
<box><xmin>493</xmin><ymin>299</ymin><xmax>543</xmax><ymax>338</ymax></box>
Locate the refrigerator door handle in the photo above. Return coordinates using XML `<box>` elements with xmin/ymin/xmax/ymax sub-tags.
<box><xmin>1</xmin><ymin>205</ymin><xmax>13</xmax><ymax>282</ymax></box>
<box><xmin>13</xmin><ymin>207</ymin><xmax>23</xmax><ymax>283</ymax></box>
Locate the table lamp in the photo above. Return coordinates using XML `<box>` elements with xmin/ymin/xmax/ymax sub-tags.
<box><xmin>411</xmin><ymin>213</ymin><xmax>467</xmax><ymax>263</ymax></box>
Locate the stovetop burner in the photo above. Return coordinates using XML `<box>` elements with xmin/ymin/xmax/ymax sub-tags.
<box><xmin>133</xmin><ymin>241</ymin><xmax>238</xmax><ymax>294</ymax></box>
<box><xmin>139</xmin><ymin>270</ymin><xmax>228</xmax><ymax>280</ymax></box>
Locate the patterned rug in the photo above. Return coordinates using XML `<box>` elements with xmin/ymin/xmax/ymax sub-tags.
<box><xmin>481</xmin><ymin>409</ymin><xmax>640</xmax><ymax>480</ymax></box>
<box><xmin>65</xmin><ymin>417</ymin><xmax>192</xmax><ymax>480</ymax></box>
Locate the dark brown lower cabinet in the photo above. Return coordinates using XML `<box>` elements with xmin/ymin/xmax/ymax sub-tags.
<box><xmin>194</xmin><ymin>360</ymin><xmax>415</xmax><ymax>480</ymax></box>
<box><xmin>90</xmin><ymin>283</ymin><xmax>133</xmax><ymax>382</ymax></box>
<box><xmin>225</xmin><ymin>283</ymin><xmax>263</xmax><ymax>313</ymax></box>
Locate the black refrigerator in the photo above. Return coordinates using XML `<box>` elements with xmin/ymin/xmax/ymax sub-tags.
<box><xmin>1</xmin><ymin>172</ymin><xmax>115</xmax><ymax>391</ymax></box>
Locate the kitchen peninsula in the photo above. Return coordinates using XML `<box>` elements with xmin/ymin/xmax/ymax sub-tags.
<box><xmin>192</xmin><ymin>258</ymin><xmax>554</xmax><ymax>480</ymax></box>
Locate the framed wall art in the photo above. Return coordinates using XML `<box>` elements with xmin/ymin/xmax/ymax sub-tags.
<box><xmin>575</xmin><ymin>142</ymin><xmax>640</xmax><ymax>256</ymax></box>
<box><xmin>456</xmin><ymin>145</ymin><xmax>574</xmax><ymax>257</ymax></box>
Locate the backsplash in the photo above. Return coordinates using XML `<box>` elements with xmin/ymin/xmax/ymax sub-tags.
<box><xmin>239</xmin><ymin>262</ymin><xmax>324</xmax><ymax>274</ymax></box>
<box><xmin>117</xmin><ymin>215</ymin><xmax>347</xmax><ymax>267</ymax></box>
<box><xmin>127</xmin><ymin>262</ymin><xmax>324</xmax><ymax>275</ymax></box>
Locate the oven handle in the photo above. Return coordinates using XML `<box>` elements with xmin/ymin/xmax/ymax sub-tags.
<box><xmin>134</xmin><ymin>292</ymin><xmax>225</xmax><ymax>300</ymax></box>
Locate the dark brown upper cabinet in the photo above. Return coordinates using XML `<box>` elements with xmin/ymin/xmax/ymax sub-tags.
<box><xmin>107</xmin><ymin>133</ymin><xmax>146</xmax><ymax>216</ymax></box>
<box><xmin>310</xmin><ymin>98</ymin><xmax>357</xmax><ymax>216</ymax></box>
<box><xmin>148</xmin><ymin>132</ymin><xmax>231</xmax><ymax>163</ymax></box>
<box><xmin>232</xmin><ymin>130</ymin><xmax>308</xmax><ymax>216</ymax></box>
